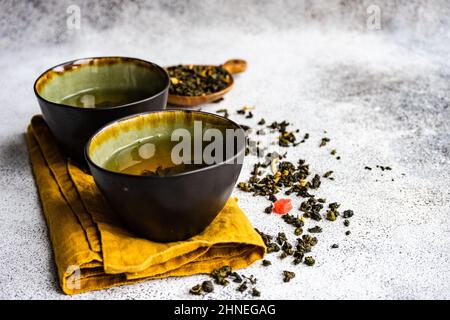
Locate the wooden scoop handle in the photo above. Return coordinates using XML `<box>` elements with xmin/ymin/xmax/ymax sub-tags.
<box><xmin>222</xmin><ymin>59</ymin><xmax>247</xmax><ymax>74</ymax></box>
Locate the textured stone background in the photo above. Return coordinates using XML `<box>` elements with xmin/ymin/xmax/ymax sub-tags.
<box><xmin>0</xmin><ymin>0</ymin><xmax>449</xmax><ymax>299</ymax></box>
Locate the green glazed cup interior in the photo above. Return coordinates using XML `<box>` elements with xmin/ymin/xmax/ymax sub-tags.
<box><xmin>35</xmin><ymin>57</ymin><xmax>169</xmax><ymax>108</ymax></box>
<box><xmin>87</xmin><ymin>110</ymin><xmax>244</xmax><ymax>174</ymax></box>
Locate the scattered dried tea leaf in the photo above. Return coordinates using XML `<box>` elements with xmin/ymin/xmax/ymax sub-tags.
<box><xmin>326</xmin><ymin>210</ymin><xmax>337</xmax><ymax>221</ymax></box>
<box><xmin>230</xmin><ymin>272</ymin><xmax>243</xmax><ymax>283</ymax></box>
<box><xmin>202</xmin><ymin>281</ymin><xmax>214</xmax><ymax>293</ymax></box>
<box><xmin>237</xmin><ymin>282</ymin><xmax>248</xmax><ymax>292</ymax></box>
<box><xmin>244</xmin><ymin>275</ymin><xmax>257</xmax><ymax>285</ymax></box>
<box><xmin>294</xmin><ymin>227</ymin><xmax>303</xmax><ymax>236</ymax></box>
<box><xmin>300</xmin><ymin>198</ymin><xmax>323</xmax><ymax>221</ymax></box>
<box><xmin>343</xmin><ymin>210</ymin><xmax>354</xmax><ymax>218</ymax></box>
<box><xmin>262</xmin><ymin>260</ymin><xmax>272</xmax><ymax>266</ymax></box>
<box><xmin>319</xmin><ymin>137</ymin><xmax>330</xmax><ymax>147</ymax></box>
<box><xmin>282</xmin><ymin>214</ymin><xmax>305</xmax><ymax>228</ymax></box>
<box><xmin>323</xmin><ymin>170</ymin><xmax>334</xmax><ymax>179</ymax></box>
<box><xmin>237</xmin><ymin>182</ymin><xmax>252</xmax><ymax>192</ymax></box>
<box><xmin>211</xmin><ymin>266</ymin><xmax>232</xmax><ymax>285</ymax></box>
<box><xmin>283</xmin><ymin>271</ymin><xmax>296</xmax><ymax>282</ymax></box>
<box><xmin>190</xmin><ymin>284</ymin><xmax>202</xmax><ymax>295</ymax></box>
<box><xmin>308</xmin><ymin>226</ymin><xmax>323</xmax><ymax>233</ymax></box>
<box><xmin>304</xmin><ymin>256</ymin><xmax>315</xmax><ymax>266</ymax></box>
<box><xmin>309</xmin><ymin>174</ymin><xmax>321</xmax><ymax>189</ymax></box>
<box><xmin>329</xmin><ymin>202</ymin><xmax>340</xmax><ymax>210</ymax></box>
<box><xmin>267</xmin><ymin>243</ymin><xmax>281</xmax><ymax>253</ymax></box>
<box><xmin>276</xmin><ymin>232</ymin><xmax>287</xmax><ymax>245</ymax></box>
<box><xmin>264</xmin><ymin>204</ymin><xmax>273</xmax><ymax>214</ymax></box>
<box><xmin>252</xmin><ymin>288</ymin><xmax>261</xmax><ymax>297</ymax></box>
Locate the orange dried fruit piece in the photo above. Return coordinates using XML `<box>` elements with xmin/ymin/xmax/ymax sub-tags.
<box><xmin>272</xmin><ymin>198</ymin><xmax>293</xmax><ymax>215</ymax></box>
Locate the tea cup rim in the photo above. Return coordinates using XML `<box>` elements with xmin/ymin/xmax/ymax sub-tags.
<box><xmin>33</xmin><ymin>56</ymin><xmax>170</xmax><ymax>112</ymax></box>
<box><xmin>84</xmin><ymin>109</ymin><xmax>246</xmax><ymax>179</ymax></box>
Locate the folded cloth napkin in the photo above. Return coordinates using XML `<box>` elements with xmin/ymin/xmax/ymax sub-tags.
<box><xmin>26</xmin><ymin>115</ymin><xmax>265</xmax><ymax>295</ymax></box>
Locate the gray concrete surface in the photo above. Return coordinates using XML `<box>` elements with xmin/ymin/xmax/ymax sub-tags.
<box><xmin>0</xmin><ymin>0</ymin><xmax>449</xmax><ymax>299</ymax></box>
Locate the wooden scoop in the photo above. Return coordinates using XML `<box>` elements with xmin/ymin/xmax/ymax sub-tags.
<box><xmin>166</xmin><ymin>59</ymin><xmax>247</xmax><ymax>107</ymax></box>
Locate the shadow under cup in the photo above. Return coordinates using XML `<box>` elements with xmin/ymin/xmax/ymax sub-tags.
<box><xmin>34</xmin><ymin>57</ymin><xmax>169</xmax><ymax>162</ymax></box>
<box><xmin>86</xmin><ymin>110</ymin><xmax>246</xmax><ymax>242</ymax></box>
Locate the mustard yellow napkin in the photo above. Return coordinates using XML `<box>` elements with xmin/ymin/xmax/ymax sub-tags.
<box><xmin>26</xmin><ymin>115</ymin><xmax>265</xmax><ymax>295</ymax></box>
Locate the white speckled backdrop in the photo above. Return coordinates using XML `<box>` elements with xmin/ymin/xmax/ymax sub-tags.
<box><xmin>1</xmin><ymin>0</ymin><xmax>449</xmax><ymax>299</ymax></box>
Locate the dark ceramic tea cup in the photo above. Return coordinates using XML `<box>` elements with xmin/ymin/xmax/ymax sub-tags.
<box><xmin>34</xmin><ymin>57</ymin><xmax>169</xmax><ymax>162</ymax></box>
<box><xmin>85</xmin><ymin>110</ymin><xmax>245</xmax><ymax>242</ymax></box>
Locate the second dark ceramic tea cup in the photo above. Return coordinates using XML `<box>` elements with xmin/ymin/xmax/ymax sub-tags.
<box><xmin>85</xmin><ymin>110</ymin><xmax>246</xmax><ymax>242</ymax></box>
